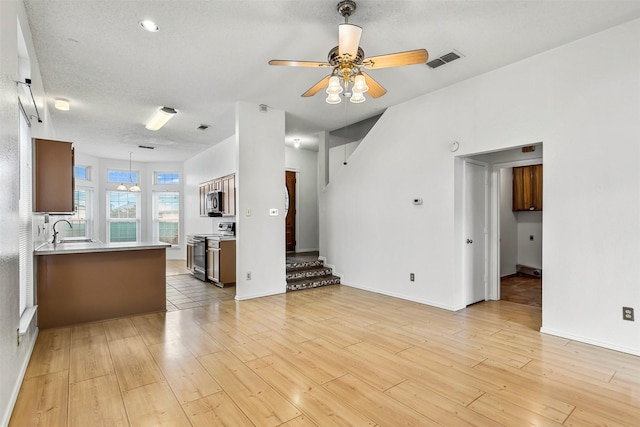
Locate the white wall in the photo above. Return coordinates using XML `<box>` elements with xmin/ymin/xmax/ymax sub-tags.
<box><xmin>235</xmin><ymin>102</ymin><xmax>286</xmax><ymax>300</ymax></box>
<box><xmin>516</xmin><ymin>211</ymin><xmax>542</xmax><ymax>269</ymax></box>
<box><xmin>500</xmin><ymin>168</ymin><xmax>518</xmax><ymax>276</ymax></box>
<box><xmin>183</xmin><ymin>134</ymin><xmax>237</xmax><ymax>241</ymax></box>
<box><xmin>0</xmin><ymin>2</ymin><xmax>45</xmax><ymax>424</ymax></box>
<box><xmin>320</xmin><ymin>19</ymin><xmax>640</xmax><ymax>355</ymax></box>
<box><xmin>329</xmin><ymin>140</ymin><xmax>361</xmax><ymax>183</ymax></box>
<box><xmin>285</xmin><ymin>146</ymin><xmax>319</xmax><ymax>252</ymax></box>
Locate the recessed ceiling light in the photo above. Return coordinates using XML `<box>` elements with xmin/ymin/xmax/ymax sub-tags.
<box><xmin>139</xmin><ymin>19</ymin><xmax>159</xmax><ymax>32</ymax></box>
<box><xmin>54</xmin><ymin>98</ymin><xmax>70</xmax><ymax>111</ymax></box>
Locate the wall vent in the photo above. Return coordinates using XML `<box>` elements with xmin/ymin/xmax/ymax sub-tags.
<box><xmin>427</xmin><ymin>51</ymin><xmax>462</xmax><ymax>69</ymax></box>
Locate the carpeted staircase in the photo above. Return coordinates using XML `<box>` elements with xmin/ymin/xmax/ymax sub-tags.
<box><xmin>286</xmin><ymin>259</ymin><xmax>340</xmax><ymax>291</ymax></box>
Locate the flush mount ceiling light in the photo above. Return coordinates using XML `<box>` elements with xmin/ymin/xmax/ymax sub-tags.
<box><xmin>139</xmin><ymin>19</ymin><xmax>159</xmax><ymax>32</ymax></box>
<box><xmin>145</xmin><ymin>106</ymin><xmax>177</xmax><ymax>131</ymax></box>
<box><xmin>269</xmin><ymin>0</ymin><xmax>428</xmax><ymax>105</ymax></box>
<box><xmin>54</xmin><ymin>98</ymin><xmax>70</xmax><ymax>111</ymax></box>
<box><xmin>117</xmin><ymin>151</ymin><xmax>141</xmax><ymax>192</ymax></box>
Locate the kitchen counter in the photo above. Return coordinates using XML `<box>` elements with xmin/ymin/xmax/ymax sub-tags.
<box><xmin>35</xmin><ymin>241</ymin><xmax>168</xmax><ymax>329</ymax></box>
<box><xmin>35</xmin><ymin>240</ymin><xmax>171</xmax><ymax>255</ymax></box>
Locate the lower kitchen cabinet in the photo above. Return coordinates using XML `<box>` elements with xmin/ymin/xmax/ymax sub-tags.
<box><xmin>207</xmin><ymin>239</ymin><xmax>236</xmax><ymax>287</ymax></box>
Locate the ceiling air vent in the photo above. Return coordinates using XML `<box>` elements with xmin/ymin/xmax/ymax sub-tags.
<box><xmin>138</xmin><ymin>145</ymin><xmax>155</xmax><ymax>150</ymax></box>
<box><xmin>427</xmin><ymin>51</ymin><xmax>462</xmax><ymax>69</ymax></box>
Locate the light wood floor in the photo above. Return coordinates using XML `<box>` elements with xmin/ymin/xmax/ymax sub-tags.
<box><xmin>10</xmin><ymin>285</ymin><xmax>640</xmax><ymax>426</ymax></box>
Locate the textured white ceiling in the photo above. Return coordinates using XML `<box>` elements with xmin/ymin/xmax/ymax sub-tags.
<box><xmin>23</xmin><ymin>0</ymin><xmax>640</xmax><ymax>161</ymax></box>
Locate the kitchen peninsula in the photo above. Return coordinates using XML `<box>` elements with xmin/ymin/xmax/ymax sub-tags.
<box><xmin>34</xmin><ymin>241</ymin><xmax>170</xmax><ymax>329</ymax></box>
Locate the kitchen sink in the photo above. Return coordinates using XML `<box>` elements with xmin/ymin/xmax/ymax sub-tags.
<box><xmin>56</xmin><ymin>237</ymin><xmax>99</xmax><ymax>244</ymax></box>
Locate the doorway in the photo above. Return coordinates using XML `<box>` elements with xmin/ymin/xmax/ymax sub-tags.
<box><xmin>495</xmin><ymin>162</ymin><xmax>543</xmax><ymax>307</ymax></box>
<box><xmin>285</xmin><ymin>170</ymin><xmax>296</xmax><ymax>252</ymax></box>
<box><xmin>458</xmin><ymin>144</ymin><xmax>543</xmax><ymax>309</ymax></box>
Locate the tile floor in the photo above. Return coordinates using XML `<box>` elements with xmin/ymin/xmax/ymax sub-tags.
<box><xmin>165</xmin><ymin>275</ymin><xmax>235</xmax><ymax>311</ymax></box>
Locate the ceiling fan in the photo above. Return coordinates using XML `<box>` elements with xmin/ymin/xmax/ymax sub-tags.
<box><xmin>269</xmin><ymin>0</ymin><xmax>428</xmax><ymax>104</ymax></box>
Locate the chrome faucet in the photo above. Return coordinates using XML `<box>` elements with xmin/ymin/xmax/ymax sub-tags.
<box><xmin>52</xmin><ymin>219</ymin><xmax>72</xmax><ymax>243</ymax></box>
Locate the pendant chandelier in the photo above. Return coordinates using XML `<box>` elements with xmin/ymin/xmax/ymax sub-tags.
<box><xmin>117</xmin><ymin>152</ymin><xmax>141</xmax><ymax>192</ymax></box>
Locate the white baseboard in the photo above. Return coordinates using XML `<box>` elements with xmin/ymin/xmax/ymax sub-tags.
<box><xmin>235</xmin><ymin>287</ymin><xmax>285</xmax><ymax>300</ymax></box>
<box><xmin>340</xmin><ymin>281</ymin><xmax>461</xmax><ymax>312</ymax></box>
<box><xmin>540</xmin><ymin>327</ymin><xmax>640</xmax><ymax>357</ymax></box>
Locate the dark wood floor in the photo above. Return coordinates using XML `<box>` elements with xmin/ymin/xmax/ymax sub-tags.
<box><xmin>501</xmin><ymin>274</ymin><xmax>542</xmax><ymax>307</ymax></box>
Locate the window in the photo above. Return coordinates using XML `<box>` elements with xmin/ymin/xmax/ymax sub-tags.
<box><xmin>155</xmin><ymin>172</ymin><xmax>180</xmax><ymax>185</ymax></box>
<box><xmin>153</xmin><ymin>192</ymin><xmax>179</xmax><ymax>245</ymax></box>
<box><xmin>107</xmin><ymin>191</ymin><xmax>140</xmax><ymax>242</ymax></box>
<box><xmin>108</xmin><ymin>169</ymin><xmax>139</xmax><ymax>185</ymax></box>
<box><xmin>60</xmin><ymin>188</ymin><xmax>93</xmax><ymax>238</ymax></box>
<box><xmin>74</xmin><ymin>165</ymin><xmax>91</xmax><ymax>181</ymax></box>
<box><xmin>18</xmin><ymin>104</ymin><xmax>33</xmax><ymax>317</ymax></box>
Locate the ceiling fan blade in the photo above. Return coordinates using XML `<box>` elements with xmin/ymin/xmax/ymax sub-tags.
<box><xmin>361</xmin><ymin>72</ymin><xmax>387</xmax><ymax>98</ymax></box>
<box><xmin>269</xmin><ymin>60</ymin><xmax>331</xmax><ymax>68</ymax></box>
<box><xmin>363</xmin><ymin>49</ymin><xmax>429</xmax><ymax>69</ymax></box>
<box><xmin>302</xmin><ymin>75</ymin><xmax>332</xmax><ymax>97</ymax></box>
<box><xmin>338</xmin><ymin>23</ymin><xmax>362</xmax><ymax>57</ymax></box>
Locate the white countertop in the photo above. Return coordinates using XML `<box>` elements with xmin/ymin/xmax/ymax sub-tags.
<box><xmin>34</xmin><ymin>241</ymin><xmax>171</xmax><ymax>255</ymax></box>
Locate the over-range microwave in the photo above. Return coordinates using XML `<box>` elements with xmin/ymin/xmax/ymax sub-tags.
<box><xmin>206</xmin><ymin>190</ymin><xmax>223</xmax><ymax>216</ymax></box>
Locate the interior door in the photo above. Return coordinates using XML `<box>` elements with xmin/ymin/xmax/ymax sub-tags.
<box><xmin>285</xmin><ymin>171</ymin><xmax>296</xmax><ymax>252</ymax></box>
<box><xmin>464</xmin><ymin>160</ymin><xmax>488</xmax><ymax>305</ymax></box>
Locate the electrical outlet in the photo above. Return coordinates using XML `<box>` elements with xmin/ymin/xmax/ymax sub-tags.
<box><xmin>246</xmin><ymin>272</ymin><xmax>252</xmax><ymax>280</ymax></box>
<box><xmin>623</xmin><ymin>307</ymin><xmax>634</xmax><ymax>321</ymax></box>
<box><xmin>410</xmin><ymin>273</ymin><xmax>415</xmax><ymax>282</ymax></box>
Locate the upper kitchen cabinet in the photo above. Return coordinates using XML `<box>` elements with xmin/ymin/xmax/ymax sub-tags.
<box><xmin>199</xmin><ymin>173</ymin><xmax>236</xmax><ymax>217</ymax></box>
<box><xmin>34</xmin><ymin>138</ymin><xmax>74</xmax><ymax>213</ymax></box>
<box><xmin>512</xmin><ymin>164</ymin><xmax>542</xmax><ymax>211</ymax></box>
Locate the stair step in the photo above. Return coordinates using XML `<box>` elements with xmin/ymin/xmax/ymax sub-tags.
<box><xmin>286</xmin><ymin>260</ymin><xmax>324</xmax><ymax>271</ymax></box>
<box><xmin>286</xmin><ymin>275</ymin><xmax>341</xmax><ymax>291</ymax></box>
<box><xmin>286</xmin><ymin>267</ymin><xmax>333</xmax><ymax>281</ymax></box>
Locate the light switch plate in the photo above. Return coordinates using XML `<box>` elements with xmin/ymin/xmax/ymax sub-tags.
<box><xmin>246</xmin><ymin>208</ymin><xmax>251</xmax><ymax>216</ymax></box>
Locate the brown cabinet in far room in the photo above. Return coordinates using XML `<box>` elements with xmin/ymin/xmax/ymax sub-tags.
<box><xmin>512</xmin><ymin>164</ymin><xmax>543</xmax><ymax>211</ymax></box>
<box><xmin>34</xmin><ymin>138</ymin><xmax>74</xmax><ymax>213</ymax></box>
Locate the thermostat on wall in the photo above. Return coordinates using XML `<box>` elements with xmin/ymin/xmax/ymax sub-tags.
<box><xmin>413</xmin><ymin>198</ymin><xmax>423</xmax><ymax>205</ymax></box>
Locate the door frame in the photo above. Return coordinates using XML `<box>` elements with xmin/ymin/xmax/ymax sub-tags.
<box><xmin>285</xmin><ymin>169</ymin><xmax>298</xmax><ymax>252</ymax></box>
<box><xmin>487</xmin><ymin>157</ymin><xmax>543</xmax><ymax>300</ymax></box>
<box><xmin>461</xmin><ymin>158</ymin><xmax>489</xmax><ymax>306</ymax></box>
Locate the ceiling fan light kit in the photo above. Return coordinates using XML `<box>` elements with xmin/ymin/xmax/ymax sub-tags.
<box><xmin>269</xmin><ymin>0</ymin><xmax>428</xmax><ymax>105</ymax></box>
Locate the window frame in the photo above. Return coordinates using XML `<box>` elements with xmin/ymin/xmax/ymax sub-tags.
<box><xmin>153</xmin><ymin>191</ymin><xmax>180</xmax><ymax>246</ymax></box>
<box><xmin>154</xmin><ymin>172</ymin><xmax>180</xmax><ymax>185</ymax></box>
<box><xmin>106</xmin><ymin>190</ymin><xmax>141</xmax><ymax>243</ymax></box>
<box><xmin>74</xmin><ymin>165</ymin><xmax>92</xmax><ymax>181</ymax></box>
<box><xmin>107</xmin><ymin>169</ymin><xmax>139</xmax><ymax>186</ymax></box>
<box><xmin>59</xmin><ymin>186</ymin><xmax>93</xmax><ymax>239</ymax></box>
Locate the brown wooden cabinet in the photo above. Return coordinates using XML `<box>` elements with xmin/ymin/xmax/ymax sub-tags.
<box><xmin>207</xmin><ymin>238</ymin><xmax>236</xmax><ymax>287</ymax></box>
<box><xmin>199</xmin><ymin>173</ymin><xmax>235</xmax><ymax>216</ymax></box>
<box><xmin>512</xmin><ymin>164</ymin><xmax>543</xmax><ymax>211</ymax></box>
<box><xmin>33</xmin><ymin>138</ymin><xmax>74</xmax><ymax>213</ymax></box>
